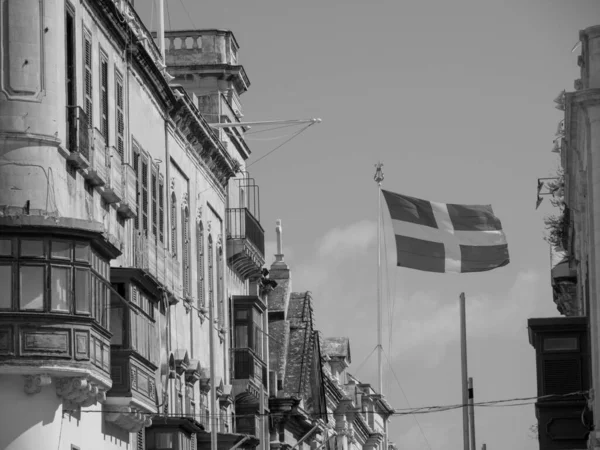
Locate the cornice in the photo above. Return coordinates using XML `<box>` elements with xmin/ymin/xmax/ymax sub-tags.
<box><xmin>570</xmin><ymin>89</ymin><xmax>600</xmax><ymax>109</ymax></box>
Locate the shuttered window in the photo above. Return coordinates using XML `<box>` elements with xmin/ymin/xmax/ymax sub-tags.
<box><xmin>217</xmin><ymin>246</ymin><xmax>224</xmax><ymax>326</ymax></box>
<box><xmin>208</xmin><ymin>235</ymin><xmax>213</xmax><ymax>310</ymax></box>
<box><xmin>196</xmin><ymin>223</ymin><xmax>204</xmax><ymax>307</ymax></box>
<box><xmin>132</xmin><ymin>146</ymin><xmax>140</xmax><ymax>231</ymax></box>
<box><xmin>141</xmin><ymin>157</ymin><xmax>149</xmax><ymax>236</ymax></box>
<box><xmin>159</xmin><ymin>177</ymin><xmax>165</xmax><ymax>243</ymax></box>
<box><xmin>115</xmin><ymin>71</ymin><xmax>124</xmax><ymax>158</ymax></box>
<box><xmin>83</xmin><ymin>31</ymin><xmax>93</xmax><ymax>127</ymax></box>
<box><xmin>151</xmin><ymin>169</ymin><xmax>158</xmax><ymax>238</ymax></box>
<box><xmin>171</xmin><ymin>193</ymin><xmax>177</xmax><ymax>257</ymax></box>
<box><xmin>99</xmin><ymin>51</ymin><xmax>109</xmax><ymax>139</ymax></box>
<box><xmin>182</xmin><ymin>208</ymin><xmax>190</xmax><ymax>295</ymax></box>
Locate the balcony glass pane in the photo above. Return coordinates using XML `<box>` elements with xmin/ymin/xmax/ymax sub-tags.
<box><xmin>51</xmin><ymin>241</ymin><xmax>72</xmax><ymax>260</ymax></box>
<box><xmin>51</xmin><ymin>266</ymin><xmax>70</xmax><ymax>312</ymax></box>
<box><xmin>0</xmin><ymin>239</ymin><xmax>12</xmax><ymax>256</ymax></box>
<box><xmin>20</xmin><ymin>240</ymin><xmax>44</xmax><ymax>258</ymax></box>
<box><xmin>544</xmin><ymin>337</ymin><xmax>578</xmax><ymax>352</ymax></box>
<box><xmin>235</xmin><ymin>324</ymin><xmax>248</xmax><ymax>348</ymax></box>
<box><xmin>0</xmin><ymin>265</ymin><xmax>12</xmax><ymax>309</ymax></box>
<box><xmin>75</xmin><ymin>242</ymin><xmax>90</xmax><ymax>262</ymax></box>
<box><xmin>20</xmin><ymin>266</ymin><xmax>44</xmax><ymax>310</ymax></box>
<box><xmin>110</xmin><ymin>305</ymin><xmax>124</xmax><ymax>345</ymax></box>
<box><xmin>155</xmin><ymin>432</ymin><xmax>173</xmax><ymax>448</ymax></box>
<box><xmin>75</xmin><ymin>268</ymin><xmax>90</xmax><ymax>313</ymax></box>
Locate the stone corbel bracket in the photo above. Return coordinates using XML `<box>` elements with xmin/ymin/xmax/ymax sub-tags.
<box><xmin>105</xmin><ymin>405</ymin><xmax>153</xmax><ymax>432</ymax></box>
<box><xmin>23</xmin><ymin>374</ymin><xmax>52</xmax><ymax>395</ymax></box>
<box><xmin>55</xmin><ymin>377</ymin><xmax>107</xmax><ymax>408</ymax></box>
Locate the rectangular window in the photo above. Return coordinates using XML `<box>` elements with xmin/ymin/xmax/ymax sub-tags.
<box><xmin>158</xmin><ymin>177</ymin><xmax>165</xmax><ymax>243</ymax></box>
<box><xmin>51</xmin><ymin>241</ymin><xmax>72</xmax><ymax>260</ymax></box>
<box><xmin>115</xmin><ymin>71</ymin><xmax>124</xmax><ymax>158</ymax></box>
<box><xmin>65</xmin><ymin>5</ymin><xmax>76</xmax><ymax>108</ymax></box>
<box><xmin>141</xmin><ymin>156</ymin><xmax>149</xmax><ymax>236</ymax></box>
<box><xmin>20</xmin><ymin>265</ymin><xmax>44</xmax><ymax>310</ymax></box>
<box><xmin>0</xmin><ymin>265</ymin><xmax>12</xmax><ymax>309</ymax></box>
<box><xmin>75</xmin><ymin>268</ymin><xmax>90</xmax><ymax>313</ymax></box>
<box><xmin>83</xmin><ymin>30</ymin><xmax>93</xmax><ymax>127</ymax></box>
<box><xmin>20</xmin><ymin>240</ymin><xmax>44</xmax><ymax>258</ymax></box>
<box><xmin>75</xmin><ymin>242</ymin><xmax>90</xmax><ymax>262</ymax></box>
<box><xmin>152</xmin><ymin>169</ymin><xmax>158</xmax><ymax>237</ymax></box>
<box><xmin>0</xmin><ymin>239</ymin><xmax>12</xmax><ymax>256</ymax></box>
<box><xmin>51</xmin><ymin>266</ymin><xmax>70</xmax><ymax>312</ymax></box>
<box><xmin>235</xmin><ymin>324</ymin><xmax>248</xmax><ymax>348</ymax></box>
<box><xmin>99</xmin><ymin>51</ymin><xmax>109</xmax><ymax>139</ymax></box>
<box><xmin>110</xmin><ymin>304</ymin><xmax>124</xmax><ymax>346</ymax></box>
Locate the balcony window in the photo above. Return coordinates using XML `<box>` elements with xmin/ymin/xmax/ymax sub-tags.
<box><xmin>110</xmin><ymin>282</ymin><xmax>157</xmax><ymax>365</ymax></box>
<box><xmin>0</xmin><ymin>239</ymin><xmax>11</xmax><ymax>256</ymax></box>
<box><xmin>0</xmin><ymin>264</ymin><xmax>12</xmax><ymax>309</ymax></box>
<box><xmin>0</xmin><ymin>236</ymin><xmax>110</xmax><ymax>328</ymax></box>
<box><xmin>50</xmin><ymin>265</ymin><xmax>71</xmax><ymax>312</ymax></box>
<box><xmin>20</xmin><ymin>265</ymin><xmax>44</xmax><ymax>310</ymax></box>
<box><xmin>234</xmin><ymin>306</ymin><xmax>263</xmax><ymax>357</ymax></box>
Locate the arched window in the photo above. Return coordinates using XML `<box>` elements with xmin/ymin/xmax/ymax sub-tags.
<box><xmin>196</xmin><ymin>222</ymin><xmax>204</xmax><ymax>308</ymax></box>
<box><xmin>171</xmin><ymin>192</ymin><xmax>177</xmax><ymax>257</ymax></box>
<box><xmin>182</xmin><ymin>207</ymin><xmax>191</xmax><ymax>296</ymax></box>
<box><xmin>208</xmin><ymin>235</ymin><xmax>214</xmax><ymax>312</ymax></box>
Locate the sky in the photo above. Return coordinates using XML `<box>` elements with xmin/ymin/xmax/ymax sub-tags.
<box><xmin>137</xmin><ymin>2</ymin><xmax>600</xmax><ymax>448</ymax></box>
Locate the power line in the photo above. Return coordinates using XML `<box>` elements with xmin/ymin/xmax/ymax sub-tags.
<box><xmin>383</xmin><ymin>349</ymin><xmax>432</xmax><ymax>450</ymax></box>
<box><xmin>248</xmin><ymin>122</ymin><xmax>315</xmax><ymax>168</ymax></box>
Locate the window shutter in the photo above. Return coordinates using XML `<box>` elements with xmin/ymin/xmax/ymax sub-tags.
<box><xmin>133</xmin><ymin>149</ymin><xmax>140</xmax><ymax>231</ymax></box>
<box><xmin>83</xmin><ymin>34</ymin><xmax>93</xmax><ymax>127</ymax></box>
<box><xmin>115</xmin><ymin>73</ymin><xmax>124</xmax><ymax>158</ymax></box>
<box><xmin>141</xmin><ymin>158</ymin><xmax>149</xmax><ymax>236</ymax></box>
<box><xmin>158</xmin><ymin>177</ymin><xmax>165</xmax><ymax>243</ymax></box>
<box><xmin>151</xmin><ymin>171</ymin><xmax>158</xmax><ymax>237</ymax></box>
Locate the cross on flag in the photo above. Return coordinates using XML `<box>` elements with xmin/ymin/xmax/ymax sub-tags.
<box><xmin>382</xmin><ymin>190</ymin><xmax>510</xmax><ymax>273</ymax></box>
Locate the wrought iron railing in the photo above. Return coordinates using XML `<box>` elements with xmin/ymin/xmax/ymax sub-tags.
<box><xmin>66</xmin><ymin>106</ymin><xmax>90</xmax><ymax>160</ymax></box>
<box><xmin>226</xmin><ymin>208</ymin><xmax>265</xmax><ymax>257</ymax></box>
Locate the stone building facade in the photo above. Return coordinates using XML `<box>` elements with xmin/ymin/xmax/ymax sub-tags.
<box><xmin>0</xmin><ymin>0</ymin><xmax>265</xmax><ymax>449</ymax></box>
<box><xmin>266</xmin><ymin>225</ymin><xmax>395</xmax><ymax>450</ymax></box>
<box><xmin>528</xmin><ymin>23</ymin><xmax>600</xmax><ymax>450</ymax></box>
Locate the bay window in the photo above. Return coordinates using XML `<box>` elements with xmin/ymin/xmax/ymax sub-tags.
<box><xmin>0</xmin><ymin>236</ymin><xmax>109</xmax><ymax>327</ymax></box>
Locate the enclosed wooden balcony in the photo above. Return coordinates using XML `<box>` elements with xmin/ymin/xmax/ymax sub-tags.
<box><xmin>100</xmin><ymin>146</ymin><xmax>124</xmax><ymax>204</ymax></box>
<box><xmin>85</xmin><ymin>128</ymin><xmax>108</xmax><ymax>187</ymax></box>
<box><xmin>226</xmin><ymin>208</ymin><xmax>264</xmax><ymax>280</ymax></box>
<box><xmin>117</xmin><ymin>163</ymin><xmax>137</xmax><ymax>219</ymax></box>
<box><xmin>0</xmin><ymin>232</ymin><xmax>119</xmax><ymax>406</ymax></box>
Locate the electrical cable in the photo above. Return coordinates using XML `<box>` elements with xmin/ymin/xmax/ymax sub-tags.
<box><xmin>177</xmin><ymin>0</ymin><xmax>196</xmax><ymax>29</ymax></box>
<box><xmin>383</xmin><ymin>349</ymin><xmax>432</xmax><ymax>450</ymax></box>
<box><xmin>248</xmin><ymin>122</ymin><xmax>315</xmax><ymax>168</ymax></box>
<box><xmin>353</xmin><ymin>345</ymin><xmax>378</xmax><ymax>376</ymax></box>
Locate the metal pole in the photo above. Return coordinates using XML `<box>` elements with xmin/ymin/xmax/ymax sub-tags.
<box><xmin>374</xmin><ymin>163</ymin><xmax>384</xmax><ymax>396</ymax></box>
<box><xmin>208</xmin><ymin>118</ymin><xmax>322</xmax><ymax>128</ymax></box>
<box><xmin>468</xmin><ymin>377</ymin><xmax>476</xmax><ymax>450</ymax></box>
<box><xmin>209</xmin><ymin>283</ymin><xmax>218</xmax><ymax>450</ymax></box>
<box><xmin>460</xmin><ymin>292</ymin><xmax>469</xmax><ymax>450</ymax></box>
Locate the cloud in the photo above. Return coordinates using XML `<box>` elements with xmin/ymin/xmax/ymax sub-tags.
<box><xmin>317</xmin><ymin>220</ymin><xmax>377</xmax><ymax>259</ymax></box>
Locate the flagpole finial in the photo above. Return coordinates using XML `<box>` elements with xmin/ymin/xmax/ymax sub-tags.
<box><xmin>374</xmin><ymin>162</ymin><xmax>384</xmax><ymax>185</ymax></box>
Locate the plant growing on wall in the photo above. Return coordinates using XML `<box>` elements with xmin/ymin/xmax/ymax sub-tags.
<box><xmin>543</xmin><ymin>169</ymin><xmax>566</xmax><ymax>249</ymax></box>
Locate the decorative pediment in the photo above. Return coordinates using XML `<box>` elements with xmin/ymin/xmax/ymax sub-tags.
<box><xmin>174</xmin><ymin>349</ymin><xmax>189</xmax><ymax>375</ymax></box>
<box><xmin>185</xmin><ymin>360</ymin><xmax>201</xmax><ymax>385</ymax></box>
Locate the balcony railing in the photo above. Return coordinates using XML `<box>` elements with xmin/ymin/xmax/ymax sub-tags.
<box><xmin>66</xmin><ymin>106</ymin><xmax>90</xmax><ymax>168</ymax></box>
<box><xmin>226</xmin><ymin>208</ymin><xmax>264</xmax><ymax>256</ymax></box>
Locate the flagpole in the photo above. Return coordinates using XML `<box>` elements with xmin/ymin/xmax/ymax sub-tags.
<box><xmin>374</xmin><ymin>163</ymin><xmax>384</xmax><ymax>396</ymax></box>
<box><xmin>460</xmin><ymin>292</ymin><xmax>469</xmax><ymax>450</ymax></box>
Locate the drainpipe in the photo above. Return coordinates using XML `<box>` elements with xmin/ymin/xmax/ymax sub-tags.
<box><xmin>209</xmin><ymin>269</ymin><xmax>218</xmax><ymax>450</ymax></box>
<box><xmin>229</xmin><ymin>435</ymin><xmax>250</xmax><ymax>450</ymax></box>
<box><xmin>290</xmin><ymin>423</ymin><xmax>320</xmax><ymax>450</ymax></box>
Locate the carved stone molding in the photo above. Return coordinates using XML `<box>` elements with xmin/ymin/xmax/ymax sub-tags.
<box><xmin>217</xmin><ymin>233</ymin><xmax>223</xmax><ymax>249</ymax></box>
<box><xmin>196</xmin><ymin>204</ymin><xmax>203</xmax><ymax>224</ymax></box>
<box><xmin>105</xmin><ymin>405</ymin><xmax>153</xmax><ymax>432</ymax></box>
<box><xmin>170</xmin><ymin>177</ymin><xmax>176</xmax><ymax>194</ymax></box>
<box><xmin>199</xmin><ymin>368</ymin><xmax>211</xmax><ymax>393</ymax></box>
<box><xmin>207</xmin><ymin>220</ymin><xmax>212</xmax><ymax>233</ymax></box>
<box><xmin>23</xmin><ymin>373</ymin><xmax>52</xmax><ymax>395</ymax></box>
<box><xmin>181</xmin><ymin>192</ymin><xmax>189</xmax><ymax>210</ymax></box>
<box><xmin>55</xmin><ymin>376</ymin><xmax>107</xmax><ymax>407</ymax></box>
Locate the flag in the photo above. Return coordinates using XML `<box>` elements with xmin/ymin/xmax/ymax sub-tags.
<box><xmin>382</xmin><ymin>190</ymin><xmax>509</xmax><ymax>273</ymax></box>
